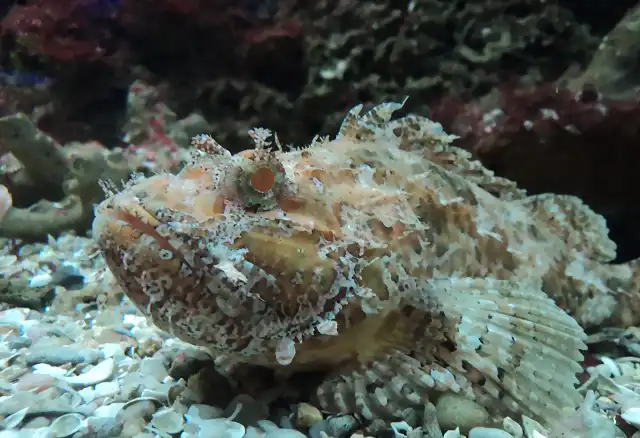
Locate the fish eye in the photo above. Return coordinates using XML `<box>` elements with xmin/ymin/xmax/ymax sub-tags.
<box><xmin>249</xmin><ymin>166</ymin><xmax>276</xmax><ymax>194</ymax></box>
<box><xmin>237</xmin><ymin>151</ymin><xmax>287</xmax><ymax>211</ymax></box>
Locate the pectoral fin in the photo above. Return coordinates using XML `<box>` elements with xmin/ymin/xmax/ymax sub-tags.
<box><xmin>315</xmin><ymin>277</ymin><xmax>586</xmax><ymax>427</ymax></box>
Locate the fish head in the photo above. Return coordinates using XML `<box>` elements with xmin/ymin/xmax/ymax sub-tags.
<box><xmin>92</xmin><ymin>135</ymin><xmax>357</xmax><ymax>359</ymax></box>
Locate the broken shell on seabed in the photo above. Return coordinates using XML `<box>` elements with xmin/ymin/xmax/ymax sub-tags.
<box><xmin>63</xmin><ymin>358</ymin><xmax>116</xmax><ymax>387</ymax></box>
<box><xmin>0</xmin><ymin>353</ymin><xmax>20</xmax><ymax>369</ymax></box>
<box><xmin>150</xmin><ymin>406</ymin><xmax>186</xmax><ymax>435</ymax></box>
<box><xmin>521</xmin><ymin>415</ymin><xmax>548</xmax><ymax>438</ymax></box>
<box><xmin>167</xmin><ymin>382</ymin><xmax>200</xmax><ymax>406</ymax></box>
<box><xmin>2</xmin><ymin>407</ymin><xmax>29</xmax><ymax>429</ymax></box>
<box><xmin>622</xmin><ymin>407</ymin><xmax>640</xmax><ymax>427</ymax></box>
<box><xmin>49</xmin><ymin>413</ymin><xmax>86</xmax><ymax>437</ymax></box>
<box><xmin>121</xmin><ymin>395</ymin><xmax>165</xmax><ymax>412</ymax></box>
<box><xmin>192</xmin><ymin>418</ymin><xmax>245</xmax><ymax>438</ymax></box>
<box><xmin>140</xmin><ymin>388</ymin><xmax>170</xmax><ymax>404</ymax></box>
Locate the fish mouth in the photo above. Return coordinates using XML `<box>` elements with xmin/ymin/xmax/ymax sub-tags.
<box><xmin>91</xmin><ymin>198</ymin><xmax>161</xmax><ymax>307</ymax></box>
<box><xmin>98</xmin><ymin>200</ymin><xmax>171</xmax><ymax>250</ymax></box>
<box><xmin>93</xmin><ymin>193</ymin><xmax>295</xmax><ymax>352</ymax></box>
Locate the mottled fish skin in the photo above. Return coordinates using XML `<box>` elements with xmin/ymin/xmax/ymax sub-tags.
<box><xmin>93</xmin><ymin>101</ymin><xmax>640</xmax><ymax>426</ymax></box>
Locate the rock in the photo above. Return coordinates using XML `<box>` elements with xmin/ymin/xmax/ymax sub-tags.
<box><xmin>326</xmin><ymin>415</ymin><xmax>358</xmax><ymax>438</ymax></box>
<box><xmin>61</xmin><ymin>358</ymin><xmax>116</xmax><ymax>387</ymax></box>
<box><xmin>224</xmin><ymin>394</ymin><xmax>269</xmax><ymax>427</ymax></box>
<box><xmin>192</xmin><ymin>418</ymin><xmax>245</xmax><ymax>438</ymax></box>
<box><xmin>308</xmin><ymin>420</ymin><xmax>329</xmax><ymax>438</ymax></box>
<box><xmin>502</xmin><ymin>417</ymin><xmax>523</xmax><ymax>438</ymax></box>
<box><xmin>185</xmin><ymin>404</ymin><xmax>224</xmax><ymax>421</ymax></box>
<box><xmin>0</xmin><ymin>279</ymin><xmax>55</xmax><ymax>311</ymax></box>
<box><xmin>119</xmin><ymin>417</ymin><xmax>146</xmax><ymax>437</ymax></box>
<box><xmin>163</xmin><ymin>346</ymin><xmax>212</xmax><ymax>380</ymax></box>
<box><xmin>435</xmin><ymin>393</ymin><xmax>489</xmax><ymax>433</ymax></box>
<box><xmin>295</xmin><ymin>402</ymin><xmax>323</xmax><ymax>428</ymax></box>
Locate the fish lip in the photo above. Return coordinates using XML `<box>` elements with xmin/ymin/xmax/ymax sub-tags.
<box><xmin>98</xmin><ymin>194</ymin><xmax>161</xmax><ymax>227</ymax></box>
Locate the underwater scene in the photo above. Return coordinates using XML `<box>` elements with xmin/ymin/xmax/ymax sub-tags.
<box><xmin>0</xmin><ymin>1</ymin><xmax>640</xmax><ymax>437</ymax></box>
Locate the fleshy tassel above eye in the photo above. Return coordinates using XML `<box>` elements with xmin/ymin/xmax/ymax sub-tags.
<box><xmin>190</xmin><ymin>133</ymin><xmax>231</xmax><ymax>157</ymax></box>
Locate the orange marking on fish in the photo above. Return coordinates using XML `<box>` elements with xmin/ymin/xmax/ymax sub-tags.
<box><xmin>114</xmin><ymin>210</ymin><xmax>178</xmax><ymax>254</ymax></box>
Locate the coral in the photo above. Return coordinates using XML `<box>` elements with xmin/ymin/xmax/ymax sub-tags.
<box><xmin>0</xmin><ymin>79</ymin><xmax>213</xmax><ymax>240</ymax></box>
<box><xmin>116</xmin><ymin>0</ymin><xmax>301</xmax><ymax>86</ymax></box>
<box><xmin>0</xmin><ymin>0</ymin><xmax>612</xmax><ymax>153</ymax></box>
<box><xmin>168</xmin><ymin>0</ymin><xmax>604</xmax><ymax>153</ymax></box>
<box><xmin>286</xmin><ymin>0</ymin><xmax>597</xmax><ymax>138</ymax></box>
<box><xmin>0</xmin><ymin>69</ymin><xmax>51</xmax><ymax>120</ymax></box>
<box><xmin>563</xmin><ymin>3</ymin><xmax>640</xmax><ymax>100</ymax></box>
<box><xmin>121</xmin><ymin>80</ymin><xmax>212</xmax><ymax>173</ymax></box>
<box><xmin>1</xmin><ymin>0</ymin><xmax>120</xmax><ymax>62</ymax></box>
<box><xmin>0</xmin><ymin>113</ymin><xmax>133</xmax><ymax>240</ymax></box>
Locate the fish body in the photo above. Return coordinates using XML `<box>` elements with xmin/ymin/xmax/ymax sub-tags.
<box><xmin>93</xmin><ymin>101</ymin><xmax>640</xmax><ymax>426</ymax></box>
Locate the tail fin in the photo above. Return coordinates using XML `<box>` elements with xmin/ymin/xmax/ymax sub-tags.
<box><xmin>567</xmin><ymin>257</ymin><xmax>640</xmax><ymax>329</ymax></box>
<box><xmin>609</xmin><ymin>257</ymin><xmax>640</xmax><ymax>328</ymax></box>
<box><xmin>519</xmin><ymin>193</ymin><xmax>640</xmax><ymax>329</ymax></box>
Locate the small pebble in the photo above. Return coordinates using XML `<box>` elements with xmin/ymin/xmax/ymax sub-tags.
<box><xmin>326</xmin><ymin>415</ymin><xmax>358</xmax><ymax>438</ymax></box>
<box><xmin>296</xmin><ymin>402</ymin><xmax>323</xmax><ymax>428</ymax></box>
<box><xmin>436</xmin><ymin>393</ymin><xmax>489</xmax><ymax>432</ymax></box>
<box><xmin>139</xmin><ymin>357</ymin><xmax>168</xmax><ymax>382</ymax></box>
<box><xmin>502</xmin><ymin>417</ymin><xmax>523</xmax><ymax>438</ymax></box>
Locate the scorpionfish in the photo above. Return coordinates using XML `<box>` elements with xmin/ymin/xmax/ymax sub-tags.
<box><xmin>93</xmin><ymin>100</ymin><xmax>640</xmax><ymax>427</ymax></box>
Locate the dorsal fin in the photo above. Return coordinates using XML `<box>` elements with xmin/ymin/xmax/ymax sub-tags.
<box><xmin>335</xmin><ymin>100</ymin><xmax>526</xmax><ymax>201</ymax></box>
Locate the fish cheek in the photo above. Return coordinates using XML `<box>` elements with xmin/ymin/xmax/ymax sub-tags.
<box><xmin>239</xmin><ymin>231</ymin><xmax>336</xmax><ymax>317</ymax></box>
